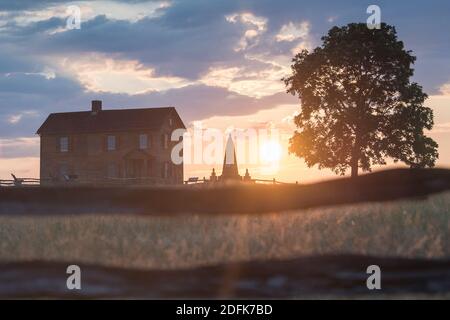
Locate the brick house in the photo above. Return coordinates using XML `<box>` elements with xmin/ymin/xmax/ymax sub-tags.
<box><xmin>36</xmin><ymin>100</ymin><xmax>185</xmax><ymax>185</ymax></box>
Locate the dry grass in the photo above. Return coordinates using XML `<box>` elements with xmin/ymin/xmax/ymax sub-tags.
<box><xmin>0</xmin><ymin>192</ymin><xmax>449</xmax><ymax>269</ymax></box>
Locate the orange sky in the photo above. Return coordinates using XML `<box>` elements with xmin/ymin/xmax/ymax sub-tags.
<box><xmin>0</xmin><ymin>1</ymin><xmax>450</xmax><ymax>184</ymax></box>
<box><xmin>2</xmin><ymin>95</ymin><xmax>449</xmax><ymax>184</ymax></box>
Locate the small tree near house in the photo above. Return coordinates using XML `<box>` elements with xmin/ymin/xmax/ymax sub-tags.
<box><xmin>284</xmin><ymin>23</ymin><xmax>438</xmax><ymax>177</ymax></box>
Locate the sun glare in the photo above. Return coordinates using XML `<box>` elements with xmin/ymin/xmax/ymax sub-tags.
<box><xmin>260</xmin><ymin>140</ymin><xmax>283</xmax><ymax>164</ymax></box>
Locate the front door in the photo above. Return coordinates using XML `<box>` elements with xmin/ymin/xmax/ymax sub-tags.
<box><xmin>126</xmin><ymin>159</ymin><xmax>144</xmax><ymax>178</ymax></box>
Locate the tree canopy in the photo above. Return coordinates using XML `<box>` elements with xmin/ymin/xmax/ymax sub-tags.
<box><xmin>284</xmin><ymin>23</ymin><xmax>438</xmax><ymax>177</ymax></box>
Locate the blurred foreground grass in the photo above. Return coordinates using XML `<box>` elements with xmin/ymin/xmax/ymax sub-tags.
<box><xmin>0</xmin><ymin>191</ymin><xmax>449</xmax><ymax>269</ymax></box>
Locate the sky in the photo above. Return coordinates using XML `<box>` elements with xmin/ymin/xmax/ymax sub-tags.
<box><xmin>0</xmin><ymin>0</ymin><xmax>449</xmax><ymax>182</ymax></box>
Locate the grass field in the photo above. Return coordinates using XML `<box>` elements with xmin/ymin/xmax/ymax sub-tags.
<box><xmin>0</xmin><ymin>191</ymin><xmax>449</xmax><ymax>270</ymax></box>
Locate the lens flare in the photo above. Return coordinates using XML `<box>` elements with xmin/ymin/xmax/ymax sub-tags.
<box><xmin>260</xmin><ymin>140</ymin><xmax>282</xmax><ymax>164</ymax></box>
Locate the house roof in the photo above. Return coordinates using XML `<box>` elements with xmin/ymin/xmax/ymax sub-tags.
<box><xmin>36</xmin><ymin>107</ymin><xmax>186</xmax><ymax>135</ymax></box>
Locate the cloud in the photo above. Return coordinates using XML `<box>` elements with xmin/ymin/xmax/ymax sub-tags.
<box><xmin>14</xmin><ymin>13</ymin><xmax>241</xmax><ymax>80</ymax></box>
<box><xmin>0</xmin><ymin>0</ymin><xmax>449</xmax><ymax>143</ymax></box>
<box><xmin>439</xmin><ymin>83</ymin><xmax>450</xmax><ymax>96</ymax></box>
<box><xmin>201</xmin><ymin>103</ymin><xmax>298</xmax><ymax>133</ymax></box>
<box><xmin>0</xmin><ymin>81</ymin><xmax>297</xmax><ymax>138</ymax></box>
<box><xmin>0</xmin><ymin>52</ymin><xmax>36</xmax><ymax>74</ymax></box>
<box><xmin>0</xmin><ymin>137</ymin><xmax>39</xmax><ymax>158</ymax></box>
<box><xmin>275</xmin><ymin>21</ymin><xmax>313</xmax><ymax>55</ymax></box>
<box><xmin>0</xmin><ymin>0</ymin><xmax>164</xmax><ymax>12</ymax></box>
<box><xmin>96</xmin><ymin>84</ymin><xmax>297</xmax><ymax>123</ymax></box>
<box><xmin>0</xmin><ymin>1</ymin><xmax>68</xmax><ymax>11</ymax></box>
<box><xmin>58</xmin><ymin>53</ymin><xmax>192</xmax><ymax>94</ymax></box>
<box><xmin>275</xmin><ymin>21</ymin><xmax>310</xmax><ymax>42</ymax></box>
<box><xmin>1</xmin><ymin>2</ymin><xmax>312</xmax><ymax>85</ymax></box>
<box><xmin>0</xmin><ymin>0</ymin><xmax>449</xmax><ymax>180</ymax></box>
<box><xmin>7</xmin><ymin>114</ymin><xmax>22</xmax><ymax>124</ymax></box>
<box><xmin>1</xmin><ymin>0</ymin><xmax>170</xmax><ymax>36</ymax></box>
<box><xmin>225</xmin><ymin>12</ymin><xmax>268</xmax><ymax>51</ymax></box>
<box><xmin>78</xmin><ymin>1</ymin><xmax>170</xmax><ymax>22</ymax></box>
<box><xmin>7</xmin><ymin>110</ymin><xmax>38</xmax><ymax>124</ymax></box>
<box><xmin>0</xmin><ymin>72</ymin><xmax>82</xmax><ymax>95</ymax></box>
<box><xmin>327</xmin><ymin>16</ymin><xmax>338</xmax><ymax>23</ymax></box>
<box><xmin>200</xmin><ymin>64</ymin><xmax>287</xmax><ymax>98</ymax></box>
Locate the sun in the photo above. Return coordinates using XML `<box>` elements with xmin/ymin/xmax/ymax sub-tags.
<box><xmin>260</xmin><ymin>140</ymin><xmax>283</xmax><ymax>164</ymax></box>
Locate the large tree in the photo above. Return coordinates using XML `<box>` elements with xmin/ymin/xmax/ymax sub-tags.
<box><xmin>284</xmin><ymin>23</ymin><xmax>438</xmax><ymax>177</ymax></box>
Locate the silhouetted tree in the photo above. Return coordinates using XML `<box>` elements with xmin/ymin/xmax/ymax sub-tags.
<box><xmin>284</xmin><ymin>23</ymin><xmax>438</xmax><ymax>177</ymax></box>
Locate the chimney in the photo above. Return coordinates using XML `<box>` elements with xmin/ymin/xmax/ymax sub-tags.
<box><xmin>91</xmin><ymin>100</ymin><xmax>102</xmax><ymax>114</ymax></box>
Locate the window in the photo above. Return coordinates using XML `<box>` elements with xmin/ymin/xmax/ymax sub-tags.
<box><xmin>168</xmin><ymin>118</ymin><xmax>173</xmax><ymax>126</ymax></box>
<box><xmin>107</xmin><ymin>135</ymin><xmax>116</xmax><ymax>151</ymax></box>
<box><xmin>139</xmin><ymin>134</ymin><xmax>148</xmax><ymax>150</ymax></box>
<box><xmin>60</xmin><ymin>137</ymin><xmax>69</xmax><ymax>152</ymax></box>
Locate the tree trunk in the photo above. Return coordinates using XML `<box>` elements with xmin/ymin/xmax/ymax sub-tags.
<box><xmin>351</xmin><ymin>132</ymin><xmax>360</xmax><ymax>179</ymax></box>
<box><xmin>351</xmin><ymin>161</ymin><xmax>358</xmax><ymax>178</ymax></box>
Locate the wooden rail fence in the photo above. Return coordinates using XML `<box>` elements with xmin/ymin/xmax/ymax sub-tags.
<box><xmin>1</xmin><ymin>176</ymin><xmax>295</xmax><ymax>187</ymax></box>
